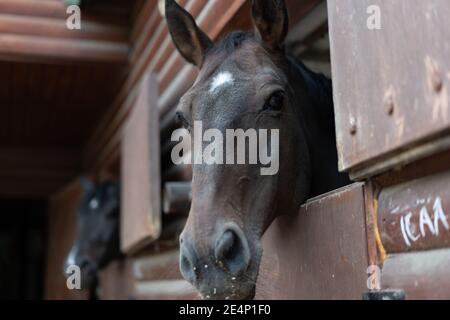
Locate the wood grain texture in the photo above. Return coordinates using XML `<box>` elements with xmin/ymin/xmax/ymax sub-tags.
<box><xmin>45</xmin><ymin>178</ymin><xmax>90</xmax><ymax>300</ymax></box>
<box><xmin>98</xmin><ymin>259</ymin><xmax>135</xmax><ymax>300</ymax></box>
<box><xmin>382</xmin><ymin>249</ymin><xmax>450</xmax><ymax>300</ymax></box>
<box><xmin>256</xmin><ymin>183</ymin><xmax>368</xmax><ymax>300</ymax></box>
<box><xmin>0</xmin><ymin>59</ymin><xmax>125</xmax><ymax>149</ymax></box>
<box><xmin>0</xmin><ymin>1</ymin><xmax>134</xmax><ymax>64</ymax></box>
<box><xmin>121</xmin><ymin>73</ymin><xmax>161</xmax><ymax>254</ymax></box>
<box><xmin>328</xmin><ymin>0</ymin><xmax>450</xmax><ymax>175</ymax></box>
<box><xmin>378</xmin><ymin>170</ymin><xmax>450</xmax><ymax>253</ymax></box>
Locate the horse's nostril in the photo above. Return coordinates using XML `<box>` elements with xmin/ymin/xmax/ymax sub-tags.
<box><xmin>215</xmin><ymin>225</ymin><xmax>250</xmax><ymax>275</ymax></box>
<box><xmin>180</xmin><ymin>243</ymin><xmax>198</xmax><ymax>284</ymax></box>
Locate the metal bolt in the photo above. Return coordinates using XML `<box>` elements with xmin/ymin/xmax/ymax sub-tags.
<box><xmin>385</xmin><ymin>95</ymin><xmax>395</xmax><ymax>116</ymax></box>
<box><xmin>349</xmin><ymin>117</ymin><xmax>357</xmax><ymax>135</ymax></box>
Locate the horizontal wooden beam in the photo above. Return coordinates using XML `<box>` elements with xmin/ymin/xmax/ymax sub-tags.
<box><xmin>0</xmin><ymin>33</ymin><xmax>128</xmax><ymax>64</ymax></box>
<box><xmin>134</xmin><ymin>280</ymin><xmax>197</xmax><ymax>300</ymax></box>
<box><xmin>0</xmin><ymin>14</ymin><xmax>128</xmax><ymax>43</ymax></box>
<box><xmin>382</xmin><ymin>249</ymin><xmax>450</xmax><ymax>299</ymax></box>
<box><xmin>0</xmin><ymin>0</ymin><xmax>130</xmax><ymax>26</ymax></box>
<box><xmin>0</xmin><ymin>0</ymin><xmax>68</xmax><ymax>19</ymax></box>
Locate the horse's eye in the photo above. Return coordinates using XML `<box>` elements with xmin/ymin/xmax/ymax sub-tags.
<box><xmin>264</xmin><ymin>91</ymin><xmax>285</xmax><ymax>111</ymax></box>
<box><xmin>176</xmin><ymin>112</ymin><xmax>191</xmax><ymax>130</ymax></box>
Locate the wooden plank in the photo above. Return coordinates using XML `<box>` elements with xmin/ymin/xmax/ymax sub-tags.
<box><xmin>378</xmin><ymin>170</ymin><xmax>450</xmax><ymax>253</ymax></box>
<box><xmin>120</xmin><ymin>73</ymin><xmax>161</xmax><ymax>254</ymax></box>
<box><xmin>382</xmin><ymin>249</ymin><xmax>450</xmax><ymax>300</ymax></box>
<box><xmin>255</xmin><ymin>183</ymin><xmax>368</xmax><ymax>300</ymax></box>
<box><xmin>0</xmin><ymin>0</ymin><xmax>130</xmax><ymax>26</ymax></box>
<box><xmin>0</xmin><ymin>34</ymin><xmax>128</xmax><ymax>64</ymax></box>
<box><xmin>0</xmin><ymin>0</ymin><xmax>68</xmax><ymax>19</ymax></box>
<box><xmin>133</xmin><ymin>250</ymin><xmax>183</xmax><ymax>282</ymax></box>
<box><xmin>328</xmin><ymin>0</ymin><xmax>450</xmax><ymax>176</ymax></box>
<box><xmin>98</xmin><ymin>259</ymin><xmax>135</xmax><ymax>300</ymax></box>
<box><xmin>45</xmin><ymin>178</ymin><xmax>90</xmax><ymax>300</ymax></box>
<box><xmin>134</xmin><ymin>279</ymin><xmax>198</xmax><ymax>300</ymax></box>
<box><xmin>0</xmin><ymin>14</ymin><xmax>128</xmax><ymax>43</ymax></box>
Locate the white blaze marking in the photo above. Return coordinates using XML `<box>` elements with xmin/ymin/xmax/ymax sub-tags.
<box><xmin>210</xmin><ymin>71</ymin><xmax>234</xmax><ymax>93</ymax></box>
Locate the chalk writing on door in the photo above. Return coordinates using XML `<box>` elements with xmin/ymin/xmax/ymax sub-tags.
<box><xmin>400</xmin><ymin>197</ymin><xmax>449</xmax><ymax>247</ymax></box>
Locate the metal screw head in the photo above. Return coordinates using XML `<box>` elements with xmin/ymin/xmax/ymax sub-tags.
<box><xmin>384</xmin><ymin>86</ymin><xmax>396</xmax><ymax>116</ymax></box>
<box><xmin>385</xmin><ymin>95</ymin><xmax>395</xmax><ymax>116</ymax></box>
<box><xmin>349</xmin><ymin>117</ymin><xmax>357</xmax><ymax>135</ymax></box>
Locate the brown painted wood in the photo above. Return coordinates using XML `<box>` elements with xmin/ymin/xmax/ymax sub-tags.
<box><xmin>0</xmin><ymin>0</ymin><xmax>71</xmax><ymax>20</ymax></box>
<box><xmin>134</xmin><ymin>280</ymin><xmax>198</xmax><ymax>300</ymax></box>
<box><xmin>98</xmin><ymin>259</ymin><xmax>135</xmax><ymax>300</ymax></box>
<box><xmin>378</xmin><ymin>170</ymin><xmax>450</xmax><ymax>253</ymax></box>
<box><xmin>374</xmin><ymin>148</ymin><xmax>450</xmax><ymax>189</ymax></box>
<box><xmin>0</xmin><ymin>14</ymin><xmax>128</xmax><ymax>43</ymax></box>
<box><xmin>121</xmin><ymin>73</ymin><xmax>161</xmax><ymax>254</ymax></box>
<box><xmin>0</xmin><ymin>60</ymin><xmax>126</xmax><ymax>179</ymax></box>
<box><xmin>131</xmin><ymin>249</ymin><xmax>197</xmax><ymax>300</ymax></box>
<box><xmin>130</xmin><ymin>0</ymin><xmax>156</xmax><ymax>43</ymax></box>
<box><xmin>0</xmin><ymin>0</ymin><xmax>134</xmax><ymax>64</ymax></box>
<box><xmin>0</xmin><ymin>0</ymin><xmax>133</xmax><ymax>25</ymax></box>
<box><xmin>45</xmin><ymin>178</ymin><xmax>90</xmax><ymax>300</ymax></box>
<box><xmin>382</xmin><ymin>249</ymin><xmax>450</xmax><ymax>300</ymax></box>
<box><xmin>255</xmin><ymin>183</ymin><xmax>368</xmax><ymax>300</ymax></box>
<box><xmin>0</xmin><ymin>34</ymin><xmax>128</xmax><ymax>64</ymax></box>
<box><xmin>328</xmin><ymin>0</ymin><xmax>450</xmax><ymax>176</ymax></box>
<box><xmin>133</xmin><ymin>250</ymin><xmax>182</xmax><ymax>282</ymax></box>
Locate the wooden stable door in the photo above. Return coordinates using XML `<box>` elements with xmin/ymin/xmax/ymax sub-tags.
<box><xmin>329</xmin><ymin>0</ymin><xmax>450</xmax><ymax>180</ymax></box>
<box><xmin>328</xmin><ymin>0</ymin><xmax>450</xmax><ymax>299</ymax></box>
<box><xmin>256</xmin><ymin>183</ymin><xmax>369</xmax><ymax>300</ymax></box>
<box><xmin>121</xmin><ymin>73</ymin><xmax>161</xmax><ymax>254</ymax></box>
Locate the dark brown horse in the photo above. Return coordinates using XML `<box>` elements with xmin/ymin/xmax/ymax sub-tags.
<box><xmin>64</xmin><ymin>179</ymin><xmax>121</xmax><ymax>295</ymax></box>
<box><xmin>165</xmin><ymin>0</ymin><xmax>349</xmax><ymax>300</ymax></box>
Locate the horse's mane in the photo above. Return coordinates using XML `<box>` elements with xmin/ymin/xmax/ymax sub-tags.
<box><xmin>209</xmin><ymin>31</ymin><xmax>254</xmax><ymax>56</ymax></box>
<box><xmin>287</xmin><ymin>56</ymin><xmax>335</xmax><ymax>130</ymax></box>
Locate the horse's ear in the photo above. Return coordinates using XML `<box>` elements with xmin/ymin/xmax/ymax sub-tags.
<box><xmin>165</xmin><ymin>0</ymin><xmax>212</xmax><ymax>67</ymax></box>
<box><xmin>251</xmin><ymin>0</ymin><xmax>289</xmax><ymax>51</ymax></box>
